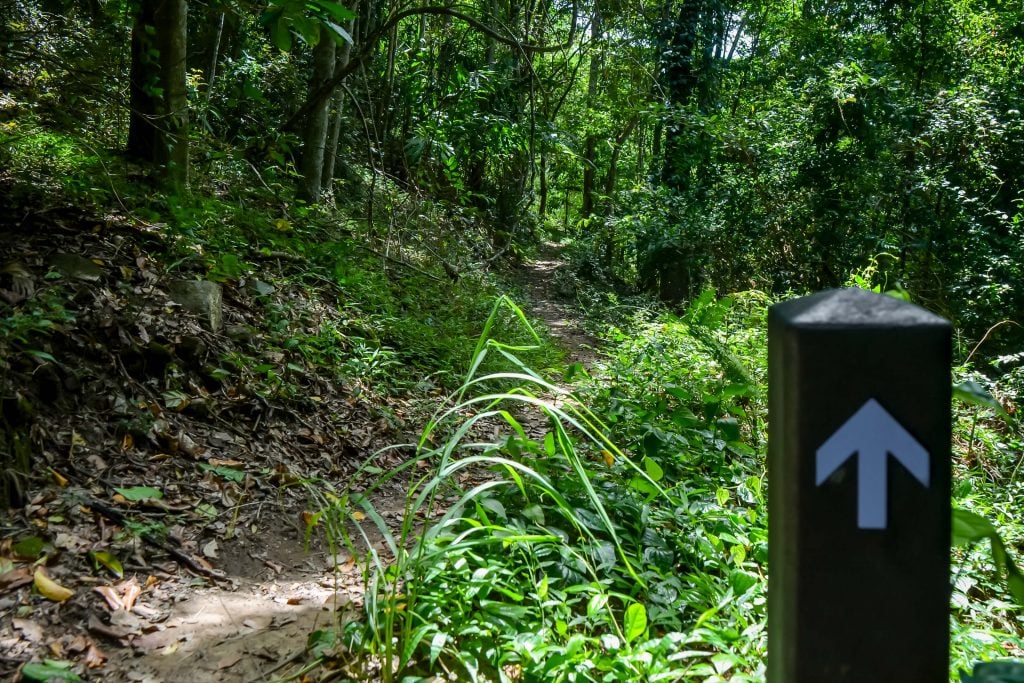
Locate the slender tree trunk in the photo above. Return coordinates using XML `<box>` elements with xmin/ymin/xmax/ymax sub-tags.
<box><xmin>539</xmin><ymin>151</ymin><xmax>548</xmax><ymax>217</ymax></box>
<box><xmin>580</xmin><ymin>4</ymin><xmax>602</xmax><ymax>218</ymax></box>
<box><xmin>205</xmin><ymin>12</ymin><xmax>224</xmax><ymax>102</ymax></box>
<box><xmin>301</xmin><ymin>29</ymin><xmax>337</xmax><ymax>203</ymax></box>
<box><xmin>128</xmin><ymin>0</ymin><xmax>189</xmax><ymax>189</ymax></box>
<box><xmin>322</xmin><ymin>16</ymin><xmax>357</xmax><ymax>195</ymax></box>
<box><xmin>603</xmin><ymin>117</ymin><xmax>638</xmax><ymax>199</ymax></box>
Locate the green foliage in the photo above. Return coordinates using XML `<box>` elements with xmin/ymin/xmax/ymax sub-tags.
<box><xmin>0</xmin><ymin>287</ymin><xmax>76</xmax><ymax>366</ymax></box>
<box><xmin>953</xmin><ymin>510</ymin><xmax>1024</xmax><ymax>608</ymax></box>
<box><xmin>962</xmin><ymin>662</ymin><xmax>1024</xmax><ymax>683</ymax></box>
<box><xmin>302</xmin><ymin>293</ymin><xmax>770</xmax><ymax>681</ymax></box>
<box><xmin>262</xmin><ymin>0</ymin><xmax>355</xmax><ymax>52</ymax></box>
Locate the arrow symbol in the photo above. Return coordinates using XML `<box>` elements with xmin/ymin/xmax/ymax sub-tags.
<box><xmin>816</xmin><ymin>399</ymin><xmax>930</xmax><ymax>530</ymax></box>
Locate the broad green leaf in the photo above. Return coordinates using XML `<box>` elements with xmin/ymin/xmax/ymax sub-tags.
<box><xmin>270</xmin><ymin>20</ymin><xmax>292</xmax><ymax>51</ymax></box>
<box><xmin>325</xmin><ymin>21</ymin><xmax>353</xmax><ymax>45</ymax></box>
<box><xmin>716</xmin><ymin>416</ymin><xmax>741</xmax><ymax>441</ymax></box>
<box><xmin>643</xmin><ymin>457</ymin><xmax>664</xmax><ymax>482</ymax></box>
<box><xmin>115</xmin><ymin>486</ymin><xmax>163</xmax><ymax>501</ymax></box>
<box><xmin>429</xmin><ymin>632</ymin><xmax>447</xmax><ymax>666</ymax></box>
<box><xmin>537</xmin><ymin>575</ymin><xmax>549</xmax><ymax>600</ymax></box>
<box><xmin>953</xmin><ymin>509</ymin><xmax>996</xmax><ymax>545</ymax></box>
<box><xmin>628</xmin><ymin>476</ymin><xmax>658</xmax><ymax>496</ymax></box>
<box><xmin>199</xmin><ymin>463</ymin><xmax>246</xmax><ymax>483</ymax></box>
<box><xmin>310</xmin><ymin>0</ymin><xmax>356</xmax><ymax>22</ymax></box>
<box><xmin>716</xmin><ymin>487</ymin><xmax>730</xmax><ymax>506</ymax></box>
<box><xmin>711</xmin><ymin>653</ymin><xmax>737</xmax><ymax>675</ymax></box>
<box><xmin>522</xmin><ymin>504</ymin><xmax>545</xmax><ymax>525</ymax></box>
<box><xmin>953</xmin><ymin>381</ymin><xmax>1007</xmax><ymax>417</ymax></box>
<box><xmin>292</xmin><ymin>16</ymin><xmax>320</xmax><ymax>46</ymax></box>
<box><xmin>586</xmin><ymin>593</ymin><xmax>608</xmax><ymax>619</ymax></box>
<box><xmin>21</xmin><ymin>661</ymin><xmax>81</xmax><ymax>682</ymax></box>
<box><xmin>624</xmin><ymin>603</ymin><xmax>647</xmax><ymax>643</ymax></box>
<box><xmin>953</xmin><ymin>509</ymin><xmax>1024</xmax><ymax>607</ymax></box>
<box><xmin>306</xmin><ymin>628</ymin><xmax>337</xmax><ymax>658</ymax></box>
<box><xmin>27</xmin><ymin>349</ymin><xmax>57</xmax><ymax>363</ymax></box>
<box><xmin>91</xmin><ymin>550</ymin><xmax>123</xmax><ymax>579</ymax></box>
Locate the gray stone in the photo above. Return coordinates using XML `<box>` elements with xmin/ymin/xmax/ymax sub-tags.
<box><xmin>50</xmin><ymin>253</ymin><xmax>103</xmax><ymax>282</ymax></box>
<box><xmin>167</xmin><ymin>280</ymin><xmax>223</xmax><ymax>331</ymax></box>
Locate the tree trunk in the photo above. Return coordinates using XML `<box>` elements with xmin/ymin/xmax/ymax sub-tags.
<box><xmin>539</xmin><ymin>151</ymin><xmax>548</xmax><ymax>217</ymax></box>
<box><xmin>300</xmin><ymin>29</ymin><xmax>337</xmax><ymax>203</ymax></box>
<box><xmin>603</xmin><ymin>117</ymin><xmax>638</xmax><ymax>199</ymax></box>
<box><xmin>580</xmin><ymin>4</ymin><xmax>602</xmax><ymax>218</ymax></box>
<box><xmin>128</xmin><ymin>0</ymin><xmax>189</xmax><ymax>189</ymax></box>
<box><xmin>205</xmin><ymin>12</ymin><xmax>225</xmax><ymax>104</ymax></box>
<box><xmin>660</xmin><ymin>0</ymin><xmax>701</xmax><ymax>190</ymax></box>
<box><xmin>322</xmin><ymin>16</ymin><xmax>357</xmax><ymax>196</ymax></box>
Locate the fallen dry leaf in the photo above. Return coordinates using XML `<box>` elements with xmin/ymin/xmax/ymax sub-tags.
<box><xmin>218</xmin><ymin>653</ymin><xmax>243</xmax><ymax>669</ymax></box>
<box><xmin>94</xmin><ymin>585</ymin><xmax>123</xmax><ymax>611</ymax></box>
<box><xmin>13</xmin><ymin>618</ymin><xmax>44</xmax><ymax>643</ymax></box>
<box><xmin>88</xmin><ymin>614</ymin><xmax>131</xmax><ymax>642</ymax></box>
<box><xmin>110</xmin><ymin>608</ymin><xmax>144</xmax><ymax>634</ymax></box>
<box><xmin>0</xmin><ymin>566</ymin><xmax>34</xmax><ymax>593</ymax></box>
<box><xmin>34</xmin><ymin>567</ymin><xmax>74</xmax><ymax>602</ymax></box>
<box><xmin>84</xmin><ymin>643</ymin><xmax>108</xmax><ymax>668</ymax></box>
<box><xmin>120</xmin><ymin>576</ymin><xmax>141</xmax><ymax>611</ymax></box>
<box><xmin>208</xmin><ymin>458</ymin><xmax>244</xmax><ymax>467</ymax></box>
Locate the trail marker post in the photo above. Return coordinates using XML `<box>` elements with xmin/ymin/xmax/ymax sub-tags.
<box><xmin>768</xmin><ymin>288</ymin><xmax>952</xmax><ymax>682</ymax></box>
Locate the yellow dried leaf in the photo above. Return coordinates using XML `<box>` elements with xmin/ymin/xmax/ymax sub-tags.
<box><xmin>91</xmin><ymin>551</ymin><xmax>124</xmax><ymax>579</ymax></box>
<box><xmin>34</xmin><ymin>567</ymin><xmax>74</xmax><ymax>602</ymax></box>
<box><xmin>51</xmin><ymin>469</ymin><xmax>69</xmax><ymax>488</ymax></box>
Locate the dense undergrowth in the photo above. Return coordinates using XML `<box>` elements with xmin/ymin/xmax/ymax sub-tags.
<box><xmin>304</xmin><ymin>287</ymin><xmax>1024</xmax><ymax>681</ymax></box>
<box><xmin>2</xmin><ymin>115</ymin><xmax>1023</xmax><ymax>683</ymax></box>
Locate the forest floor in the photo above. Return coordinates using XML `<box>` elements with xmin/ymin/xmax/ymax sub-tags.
<box><xmin>0</xmin><ymin>205</ymin><xmax>596</xmax><ymax>683</ymax></box>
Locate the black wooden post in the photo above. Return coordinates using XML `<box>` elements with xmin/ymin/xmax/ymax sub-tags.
<box><xmin>768</xmin><ymin>288</ymin><xmax>952</xmax><ymax>683</ymax></box>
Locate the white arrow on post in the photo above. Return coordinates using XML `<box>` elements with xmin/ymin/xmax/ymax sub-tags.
<box><xmin>816</xmin><ymin>398</ymin><xmax>930</xmax><ymax>530</ymax></box>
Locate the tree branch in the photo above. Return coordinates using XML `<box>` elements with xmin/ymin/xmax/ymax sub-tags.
<box><xmin>284</xmin><ymin>4</ymin><xmax>576</xmax><ymax>131</ymax></box>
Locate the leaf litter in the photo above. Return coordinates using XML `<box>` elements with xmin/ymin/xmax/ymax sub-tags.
<box><xmin>0</xmin><ymin>189</ymin><xmax>422</xmax><ymax>682</ymax></box>
<box><xmin>0</xmin><ymin>188</ymin><xmax>585</xmax><ymax>681</ymax></box>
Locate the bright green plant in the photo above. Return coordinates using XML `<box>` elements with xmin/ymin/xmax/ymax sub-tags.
<box><xmin>298</xmin><ymin>294</ymin><xmax>776</xmax><ymax>682</ymax></box>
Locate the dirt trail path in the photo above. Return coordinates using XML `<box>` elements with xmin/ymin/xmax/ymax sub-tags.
<box><xmin>101</xmin><ymin>245</ymin><xmax>598</xmax><ymax>683</ymax></box>
<box><xmin>513</xmin><ymin>242</ymin><xmax>601</xmax><ymax>369</ymax></box>
<box><xmin>2</xmin><ymin>241</ymin><xmax>596</xmax><ymax>683</ymax></box>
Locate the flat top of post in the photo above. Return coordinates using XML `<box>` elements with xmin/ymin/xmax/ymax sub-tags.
<box><xmin>770</xmin><ymin>288</ymin><xmax>950</xmax><ymax>329</ymax></box>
